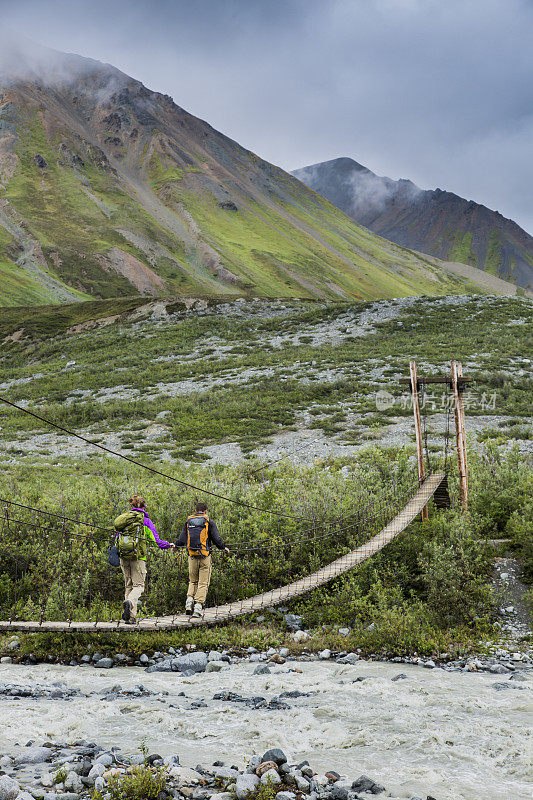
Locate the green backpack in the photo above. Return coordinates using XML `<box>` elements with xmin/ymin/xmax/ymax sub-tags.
<box><xmin>113</xmin><ymin>510</ymin><xmax>146</xmax><ymax>560</ymax></box>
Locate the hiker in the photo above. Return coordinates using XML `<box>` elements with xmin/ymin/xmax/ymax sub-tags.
<box><xmin>114</xmin><ymin>495</ymin><xmax>174</xmax><ymax>624</ymax></box>
<box><xmin>177</xmin><ymin>502</ymin><xmax>229</xmax><ymax>618</ymax></box>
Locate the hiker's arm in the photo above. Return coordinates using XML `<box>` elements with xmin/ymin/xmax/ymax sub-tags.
<box><xmin>176</xmin><ymin>522</ymin><xmax>188</xmax><ymax>548</ymax></box>
<box><xmin>209</xmin><ymin>520</ymin><xmax>228</xmax><ymax>551</ymax></box>
<box><xmin>144</xmin><ymin>516</ymin><xmax>172</xmax><ymax>549</ymax></box>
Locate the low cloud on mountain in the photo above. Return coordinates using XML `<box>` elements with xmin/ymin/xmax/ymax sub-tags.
<box><xmin>1</xmin><ymin>0</ymin><xmax>532</xmax><ymax>231</ymax></box>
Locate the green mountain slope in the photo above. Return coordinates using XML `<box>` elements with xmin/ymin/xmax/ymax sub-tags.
<box><xmin>0</xmin><ymin>47</ymin><xmax>518</xmax><ymax>305</ymax></box>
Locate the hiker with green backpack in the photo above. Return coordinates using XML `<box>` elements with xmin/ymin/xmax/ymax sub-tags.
<box><xmin>114</xmin><ymin>494</ymin><xmax>174</xmax><ymax>624</ymax></box>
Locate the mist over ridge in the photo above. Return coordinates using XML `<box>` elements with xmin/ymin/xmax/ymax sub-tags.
<box><xmin>293</xmin><ymin>157</ymin><xmax>533</xmax><ymax>291</ymax></box>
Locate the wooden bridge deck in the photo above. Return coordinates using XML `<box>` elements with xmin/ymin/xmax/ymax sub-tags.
<box><xmin>0</xmin><ymin>474</ymin><xmax>444</xmax><ymax>633</ymax></box>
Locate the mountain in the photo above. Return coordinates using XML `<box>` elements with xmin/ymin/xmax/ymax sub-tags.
<box><xmin>0</xmin><ymin>42</ymin><xmax>518</xmax><ymax>307</ymax></box>
<box><xmin>292</xmin><ymin>158</ymin><xmax>533</xmax><ymax>292</ymax></box>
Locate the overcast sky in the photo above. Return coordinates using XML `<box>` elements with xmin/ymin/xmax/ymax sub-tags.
<box><xmin>2</xmin><ymin>0</ymin><xmax>532</xmax><ymax>232</ymax></box>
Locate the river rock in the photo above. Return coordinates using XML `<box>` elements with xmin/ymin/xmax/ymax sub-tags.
<box><xmin>260</xmin><ymin>770</ymin><xmax>281</xmax><ymax>786</ymax></box>
<box><xmin>139</xmin><ymin>654</ymin><xmax>149</xmax><ymax>664</ymax></box>
<box><xmin>94</xmin><ymin>658</ymin><xmax>114</xmax><ymax>669</ymax></box>
<box><xmin>210</xmin><ymin>793</ymin><xmax>234</xmax><ymax>800</ymax></box>
<box><xmin>206</xmin><ymin>661</ymin><xmax>226</xmax><ymax>673</ymax></box>
<box><xmin>172</xmin><ymin>652</ymin><xmax>208</xmax><ymax>673</ymax></box>
<box><xmin>63</xmin><ymin>773</ymin><xmax>83</xmax><ymax>793</ymax></box>
<box><xmin>212</xmin><ymin>767</ymin><xmax>240</xmax><ymax>780</ymax></box>
<box><xmin>169</xmin><ymin>767</ymin><xmax>203</xmax><ymax>784</ymax></box>
<box><xmin>330</xmin><ymin>787</ymin><xmax>348</xmax><ymax>800</ymax></box>
<box><xmin>269</xmin><ymin>654</ymin><xmax>286</xmax><ymax>664</ymax></box>
<box><xmin>257</xmin><ymin>762</ymin><xmax>279</xmax><ymax>777</ymax></box>
<box><xmin>291</xmin><ymin>631</ymin><xmax>309</xmax><ymax>642</ymax></box>
<box><xmin>94</xmin><ymin>752</ymin><xmax>114</xmax><ymax>766</ymax></box>
<box><xmin>275</xmin><ymin>793</ymin><xmax>295</xmax><ymax>800</ymax></box>
<box><xmin>88</xmin><ymin>764</ymin><xmax>106</xmax><ymax>779</ymax></box>
<box><xmin>295</xmin><ymin>775</ymin><xmax>309</xmax><ymax>791</ymax></box>
<box><xmin>489</xmin><ymin>664</ymin><xmax>510</xmax><ymax>674</ymax></box>
<box><xmin>0</xmin><ymin>658</ymin><xmax>13</xmax><ymax>664</ymax></box>
<box><xmin>337</xmin><ymin>653</ymin><xmax>359</xmax><ymax>664</ymax></box>
<box><xmin>0</xmin><ymin>775</ymin><xmax>19</xmax><ymax>800</ymax></box>
<box><xmin>13</xmin><ymin>748</ymin><xmax>52</xmax><ymax>765</ymax></box>
<box><xmin>351</xmin><ymin>775</ymin><xmax>385</xmax><ymax>794</ymax></box>
<box><xmin>262</xmin><ymin>749</ymin><xmax>287</xmax><ymax>766</ymax></box>
<box><xmin>208</xmin><ymin>651</ymin><xmax>223</xmax><ymax>662</ymax></box>
<box><xmin>318</xmin><ymin>649</ymin><xmax>331</xmax><ymax>660</ymax></box>
<box><xmin>93</xmin><ymin>777</ymin><xmax>105</xmax><ymax>793</ymax></box>
<box><xmin>146</xmin><ymin>660</ymin><xmax>172</xmax><ymax>673</ymax></box>
<box><xmin>235</xmin><ymin>774</ymin><xmax>259</xmax><ymax>799</ymax></box>
<box><xmin>253</xmin><ymin>664</ymin><xmax>271</xmax><ymax>675</ymax></box>
<box><xmin>338</xmin><ymin>628</ymin><xmax>351</xmax><ymax>636</ymax></box>
<box><xmin>14</xmin><ymin>792</ymin><xmax>34</xmax><ymax>800</ymax></box>
<box><xmin>247</xmin><ymin>756</ymin><xmax>262</xmax><ymax>774</ymax></box>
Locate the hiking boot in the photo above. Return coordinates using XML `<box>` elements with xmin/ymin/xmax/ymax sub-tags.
<box><xmin>122</xmin><ymin>600</ymin><xmax>133</xmax><ymax>623</ymax></box>
<box><xmin>185</xmin><ymin>597</ymin><xmax>194</xmax><ymax>616</ymax></box>
<box><xmin>192</xmin><ymin>602</ymin><xmax>203</xmax><ymax>618</ymax></box>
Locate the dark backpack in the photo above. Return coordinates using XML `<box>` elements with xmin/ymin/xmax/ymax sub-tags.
<box><xmin>114</xmin><ymin>510</ymin><xmax>146</xmax><ymax>560</ymax></box>
<box><xmin>186</xmin><ymin>513</ymin><xmax>210</xmax><ymax>557</ymax></box>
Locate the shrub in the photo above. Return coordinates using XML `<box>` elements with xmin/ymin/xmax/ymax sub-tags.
<box><xmin>93</xmin><ymin>764</ymin><xmax>167</xmax><ymax>800</ymax></box>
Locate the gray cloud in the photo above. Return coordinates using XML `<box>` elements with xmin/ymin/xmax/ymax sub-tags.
<box><xmin>1</xmin><ymin>0</ymin><xmax>532</xmax><ymax>231</ymax></box>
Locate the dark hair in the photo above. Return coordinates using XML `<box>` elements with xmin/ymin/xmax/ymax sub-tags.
<box><xmin>195</xmin><ymin>502</ymin><xmax>208</xmax><ymax>513</ymax></box>
<box><xmin>129</xmin><ymin>495</ymin><xmax>146</xmax><ymax>508</ymax></box>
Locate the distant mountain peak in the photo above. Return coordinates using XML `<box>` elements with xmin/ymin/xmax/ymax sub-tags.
<box><xmin>292</xmin><ymin>157</ymin><xmax>533</xmax><ymax>290</ymax></box>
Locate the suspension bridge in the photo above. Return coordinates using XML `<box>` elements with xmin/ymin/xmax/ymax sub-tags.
<box><xmin>0</xmin><ymin>361</ymin><xmax>468</xmax><ymax>632</ymax></box>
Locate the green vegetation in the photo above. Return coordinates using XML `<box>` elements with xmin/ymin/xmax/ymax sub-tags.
<box><xmin>0</xmin><ymin>445</ymin><xmax>531</xmax><ymax>657</ymax></box>
<box><xmin>0</xmin><ymin>295</ymin><xmax>530</xmax><ymax>462</ymax></box>
<box><xmin>449</xmin><ymin>231</ymin><xmax>477</xmax><ymax>267</ymax></box>
<box><xmin>0</xmin><ymin>294</ymin><xmax>530</xmax><ymax>656</ymax></box>
<box><xmin>0</xmin><ymin>106</ymin><xmax>505</xmax><ymax>306</ymax></box>
<box><xmin>93</xmin><ymin>764</ymin><xmax>167</xmax><ymax>800</ymax></box>
<box><xmin>485</xmin><ymin>230</ymin><xmax>504</xmax><ymax>276</ymax></box>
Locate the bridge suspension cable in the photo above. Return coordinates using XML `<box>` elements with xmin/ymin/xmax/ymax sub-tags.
<box><xmin>0</xmin><ymin>395</ymin><xmax>313</xmax><ymax>522</ymax></box>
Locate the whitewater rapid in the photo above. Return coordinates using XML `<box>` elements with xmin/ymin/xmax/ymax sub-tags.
<box><xmin>1</xmin><ymin>660</ymin><xmax>531</xmax><ymax>800</ymax></box>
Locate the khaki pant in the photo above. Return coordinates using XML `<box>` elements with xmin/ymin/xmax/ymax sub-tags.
<box><xmin>120</xmin><ymin>558</ymin><xmax>147</xmax><ymax>618</ymax></box>
<box><xmin>187</xmin><ymin>554</ymin><xmax>212</xmax><ymax>604</ymax></box>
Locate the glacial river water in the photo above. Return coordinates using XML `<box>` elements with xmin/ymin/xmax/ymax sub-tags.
<box><xmin>1</xmin><ymin>660</ymin><xmax>531</xmax><ymax>800</ymax></box>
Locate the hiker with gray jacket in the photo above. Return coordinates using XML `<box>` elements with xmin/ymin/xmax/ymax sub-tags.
<box><xmin>114</xmin><ymin>495</ymin><xmax>174</xmax><ymax>624</ymax></box>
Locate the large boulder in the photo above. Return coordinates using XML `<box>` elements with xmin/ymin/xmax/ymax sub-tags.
<box><xmin>64</xmin><ymin>772</ymin><xmax>83</xmax><ymax>793</ymax></box>
<box><xmin>351</xmin><ymin>776</ymin><xmax>385</xmax><ymax>795</ymax></box>
<box><xmin>13</xmin><ymin>747</ymin><xmax>52</xmax><ymax>765</ymax></box>
<box><xmin>261</xmin><ymin>770</ymin><xmax>281</xmax><ymax>786</ymax></box>
<box><xmin>171</xmin><ymin>652</ymin><xmax>208</xmax><ymax>673</ymax></box>
<box><xmin>206</xmin><ymin>661</ymin><xmax>226</xmax><ymax>673</ymax></box>
<box><xmin>253</xmin><ymin>664</ymin><xmax>271</xmax><ymax>676</ymax></box>
<box><xmin>261</xmin><ymin>749</ymin><xmax>287</xmax><ymax>766</ymax></box>
<box><xmin>235</xmin><ymin>774</ymin><xmax>259</xmax><ymax>799</ymax></box>
<box><xmin>94</xmin><ymin>658</ymin><xmax>114</xmax><ymax>669</ymax></box>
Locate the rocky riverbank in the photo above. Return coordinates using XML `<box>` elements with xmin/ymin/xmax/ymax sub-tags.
<box><xmin>0</xmin><ymin>743</ymin><xmax>404</xmax><ymax>800</ymax></box>
<box><xmin>1</xmin><ymin>631</ymin><xmax>532</xmax><ymax>676</ymax></box>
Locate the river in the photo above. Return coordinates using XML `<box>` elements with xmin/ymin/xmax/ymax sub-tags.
<box><xmin>1</xmin><ymin>660</ymin><xmax>531</xmax><ymax>800</ymax></box>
